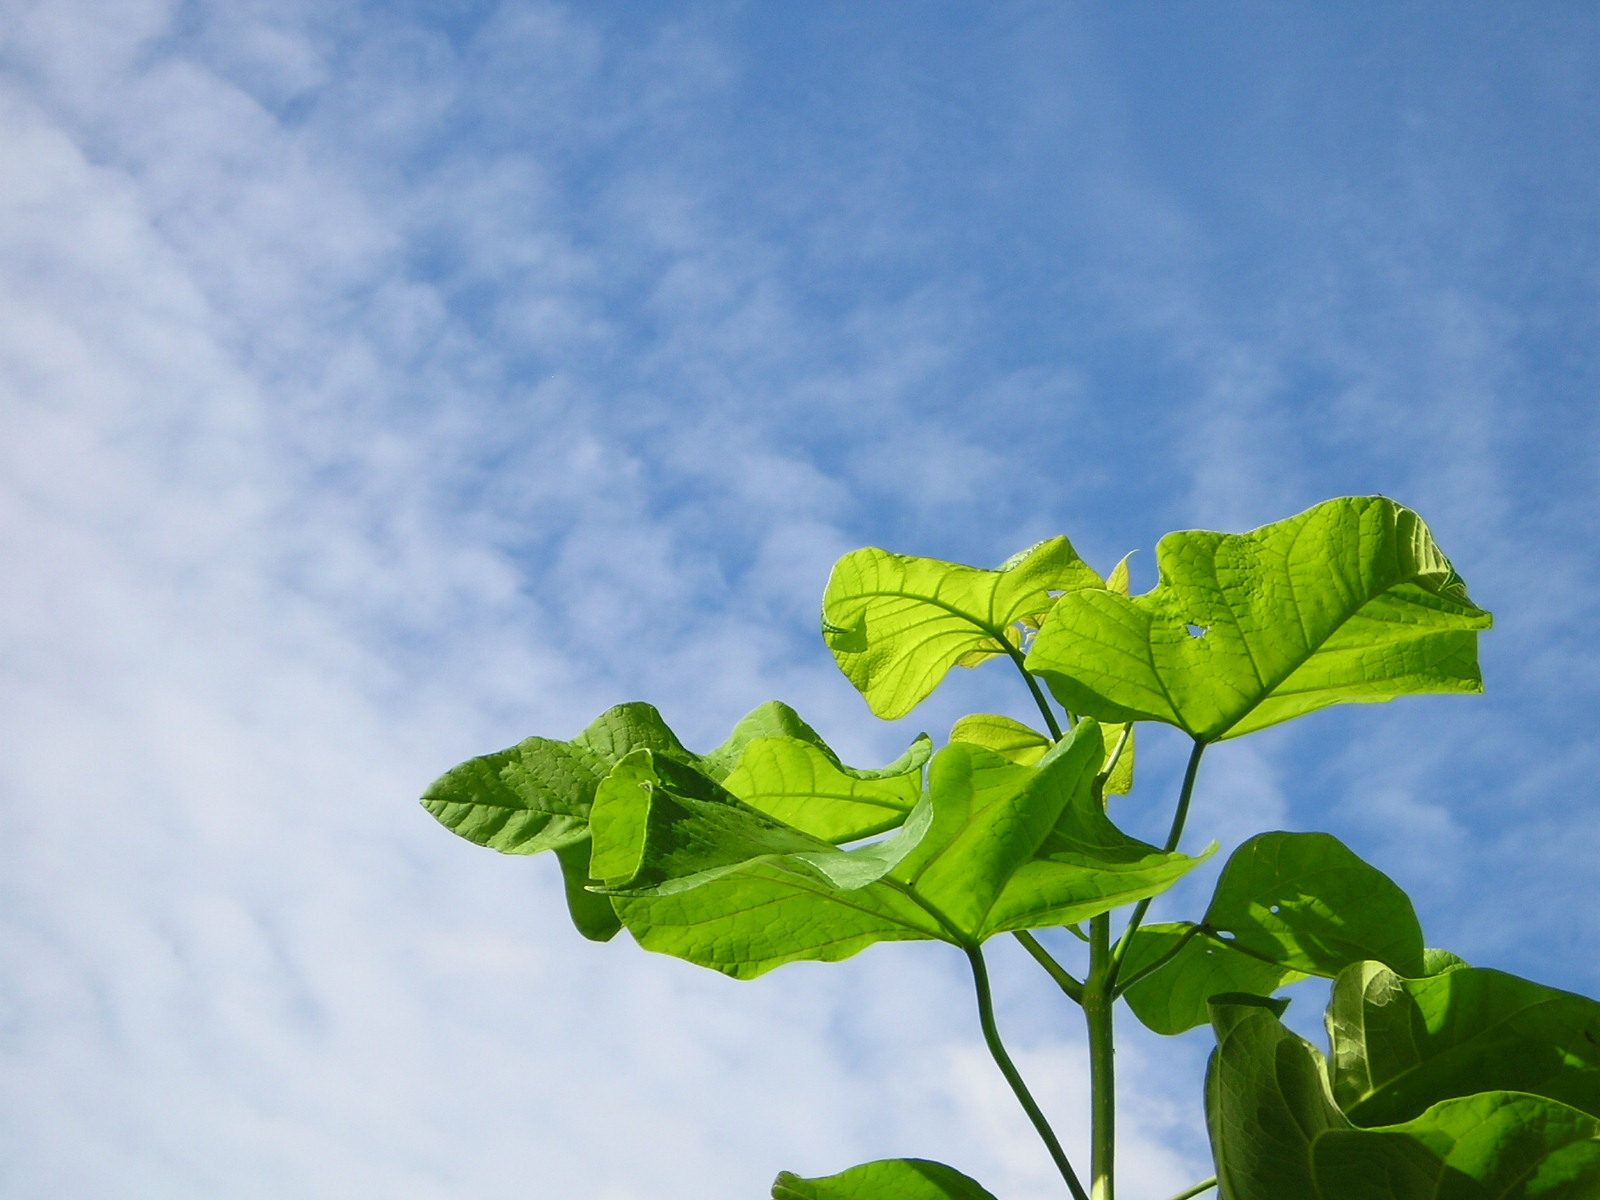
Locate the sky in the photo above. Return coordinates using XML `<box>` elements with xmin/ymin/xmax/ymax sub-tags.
<box><xmin>0</xmin><ymin>2</ymin><xmax>1596</xmax><ymax>1197</ymax></box>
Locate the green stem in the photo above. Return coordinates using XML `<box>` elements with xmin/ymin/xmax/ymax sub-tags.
<box><xmin>1106</xmin><ymin>737</ymin><xmax>1206</xmax><ymax>989</ymax></box>
<box><xmin>1085</xmin><ymin>914</ymin><xmax>1116</xmax><ymax>1200</ymax></box>
<box><xmin>1002</xmin><ymin>643</ymin><xmax>1066</xmax><ymax>741</ymax></box>
<box><xmin>1164</xmin><ymin>1178</ymin><xmax>1217</xmax><ymax>1200</ymax></box>
<box><xmin>1012</xmin><ymin>930</ymin><xmax>1084</xmax><ymax>1004</ymax></box>
<box><xmin>965</xmin><ymin>946</ymin><xmax>1090</xmax><ymax>1200</ymax></box>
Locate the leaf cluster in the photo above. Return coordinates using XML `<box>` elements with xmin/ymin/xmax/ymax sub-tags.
<box><xmin>415</xmin><ymin>496</ymin><xmax>1587</xmax><ymax>1200</ymax></box>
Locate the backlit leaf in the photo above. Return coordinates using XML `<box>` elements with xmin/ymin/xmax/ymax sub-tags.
<box><xmin>1205</xmin><ymin>832</ymin><xmax>1425</xmax><ymax>978</ymax></box>
<box><xmin>823</xmin><ymin>538</ymin><xmax>1103</xmax><ymax>720</ymax></box>
<box><xmin>948</xmin><ymin>714</ymin><xmax>1134</xmax><ymax>795</ymax></box>
<box><xmin>595</xmin><ymin>722</ymin><xmax>1204</xmax><ymax>976</ymax></box>
<box><xmin>1025</xmin><ymin>496</ymin><xmax>1492</xmax><ymax>741</ymax></box>
<box><xmin>772</xmin><ymin>1158</ymin><xmax>998</xmax><ymax>1200</ymax></box>
<box><xmin>1327</xmin><ymin>962</ymin><xmax>1600</xmax><ymax>1127</ymax></box>
<box><xmin>1120</xmin><ymin>922</ymin><xmax>1304</xmax><ymax>1035</ymax></box>
<box><xmin>722</xmin><ymin>735</ymin><xmax>926</xmax><ymax>844</ymax></box>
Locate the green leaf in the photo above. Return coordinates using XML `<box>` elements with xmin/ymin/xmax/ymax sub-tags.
<box><xmin>1206</xmin><ymin>1000</ymin><xmax>1348</xmax><ymax>1200</ymax></box>
<box><xmin>699</xmin><ymin>700</ymin><xmax>931</xmax><ymax>784</ymax></box>
<box><xmin>1120</xmin><ymin>922</ymin><xmax>1304</xmax><ymax>1035</ymax></box>
<box><xmin>772</xmin><ymin>1158</ymin><xmax>998</xmax><ymax>1200</ymax></box>
<box><xmin>595</xmin><ymin>749</ymin><xmax>945</xmax><ymax>977</ymax></box>
<box><xmin>1205</xmin><ymin>832</ymin><xmax>1426</xmax><ymax>978</ymax></box>
<box><xmin>896</xmin><ymin>723</ymin><xmax>1207</xmax><ymax>940</ymax></box>
<box><xmin>722</xmin><ymin>734</ymin><xmax>927</xmax><ymax>844</ymax></box>
<box><xmin>554</xmin><ymin>838</ymin><xmax>621</xmax><ymax>942</ymax></box>
<box><xmin>1314</xmin><ymin>1093</ymin><xmax>1600</xmax><ymax>1198</ymax></box>
<box><xmin>1327</xmin><ymin>962</ymin><xmax>1600</xmax><ymax>1127</ymax></box>
<box><xmin>822</xmin><ymin>537</ymin><xmax>1104</xmax><ymax>720</ymax></box>
<box><xmin>948</xmin><ymin>714</ymin><xmax>1052</xmax><ymax>765</ymax></box>
<box><xmin>420</xmin><ymin>702</ymin><xmax>698</xmax><ymax>855</ymax></box>
<box><xmin>1207</xmin><ymin>1000</ymin><xmax>1600</xmax><ymax>1199</ymax></box>
<box><xmin>1024</xmin><ymin>496</ymin><xmax>1492</xmax><ymax>742</ymax></box>
<box><xmin>421</xmin><ymin>700</ymin><xmax>924</xmax><ymax>938</ymax></box>
<box><xmin>948</xmin><ymin>713</ymin><xmax>1134</xmax><ymax>795</ymax></box>
<box><xmin>596</xmin><ymin>722</ymin><xmax>1204</xmax><ymax>977</ymax></box>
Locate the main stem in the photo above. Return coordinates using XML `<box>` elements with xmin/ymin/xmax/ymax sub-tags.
<box><xmin>965</xmin><ymin>946</ymin><xmax>1090</xmax><ymax>1200</ymax></box>
<box><xmin>1085</xmin><ymin>913</ymin><xmax>1116</xmax><ymax>1200</ymax></box>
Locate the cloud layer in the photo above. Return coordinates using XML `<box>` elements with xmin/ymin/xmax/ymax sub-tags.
<box><xmin>1</xmin><ymin>2</ymin><xmax>1595</xmax><ymax>1197</ymax></box>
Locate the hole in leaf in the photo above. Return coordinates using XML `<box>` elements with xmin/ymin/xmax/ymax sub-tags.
<box><xmin>1186</xmin><ymin>623</ymin><xmax>1209</xmax><ymax>639</ymax></box>
<box><xmin>1269</xmin><ymin>904</ymin><xmax>1281</xmax><ymax>914</ymax></box>
<box><xmin>1047</xmin><ymin>589</ymin><xmax>1065</xmax><ymax>598</ymax></box>
<box><xmin>1216</xmin><ymin>930</ymin><xmax>1236</xmax><ymax>942</ymax></box>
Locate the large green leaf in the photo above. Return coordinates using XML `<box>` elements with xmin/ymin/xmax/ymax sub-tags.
<box><xmin>1315</xmin><ymin>1093</ymin><xmax>1600</xmax><ymax>1198</ymax></box>
<box><xmin>1024</xmin><ymin>496</ymin><xmax>1492</xmax><ymax>741</ymax></box>
<box><xmin>596</xmin><ymin>722</ymin><xmax>1205</xmax><ymax>977</ymax></box>
<box><xmin>1328</xmin><ymin>962</ymin><xmax>1600</xmax><ymax>1127</ymax></box>
<box><xmin>772</xmin><ymin>1158</ymin><xmax>998</xmax><ymax>1200</ymax></box>
<box><xmin>1207</xmin><ymin>1001</ymin><xmax>1600</xmax><ymax>1199</ymax></box>
<box><xmin>822</xmin><ymin>537</ymin><xmax>1104</xmax><ymax>720</ymax></box>
<box><xmin>1205</xmin><ymin>832</ymin><xmax>1426</xmax><ymax>978</ymax></box>
<box><xmin>948</xmin><ymin>713</ymin><xmax>1134</xmax><ymax>796</ymax></box>
<box><xmin>1120</xmin><ymin>922</ymin><xmax>1305</xmax><ymax>1035</ymax></box>
<box><xmin>1206</xmin><ymin>999</ymin><xmax>1348</xmax><ymax>1200</ymax></box>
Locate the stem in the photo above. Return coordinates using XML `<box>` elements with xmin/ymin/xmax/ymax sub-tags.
<box><xmin>1106</xmin><ymin>737</ymin><xmax>1206</xmax><ymax>989</ymax></box>
<box><xmin>1002</xmin><ymin>643</ymin><xmax>1065</xmax><ymax>741</ymax></box>
<box><xmin>1111</xmin><ymin>922</ymin><xmax>1203</xmax><ymax>999</ymax></box>
<box><xmin>1164</xmin><ymin>1178</ymin><xmax>1217</xmax><ymax>1200</ymax></box>
<box><xmin>965</xmin><ymin>946</ymin><xmax>1090</xmax><ymax>1200</ymax></box>
<box><xmin>1012</xmin><ymin>930</ymin><xmax>1084</xmax><ymax>1004</ymax></box>
<box><xmin>1085</xmin><ymin>915</ymin><xmax>1116</xmax><ymax>1200</ymax></box>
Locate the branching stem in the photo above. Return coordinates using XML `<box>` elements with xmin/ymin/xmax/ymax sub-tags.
<box><xmin>1012</xmin><ymin>930</ymin><xmax>1084</xmax><ymax>1004</ymax></box>
<box><xmin>1001</xmin><ymin>642</ymin><xmax>1066</xmax><ymax>740</ymax></box>
<box><xmin>965</xmin><ymin>945</ymin><xmax>1090</xmax><ymax>1200</ymax></box>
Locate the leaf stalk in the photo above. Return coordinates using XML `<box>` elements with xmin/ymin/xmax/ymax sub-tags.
<box><xmin>964</xmin><ymin>945</ymin><xmax>1090</xmax><ymax>1200</ymax></box>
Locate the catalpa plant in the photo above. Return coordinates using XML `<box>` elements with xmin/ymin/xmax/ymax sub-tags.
<box><xmin>422</xmin><ymin>496</ymin><xmax>1600</xmax><ymax>1199</ymax></box>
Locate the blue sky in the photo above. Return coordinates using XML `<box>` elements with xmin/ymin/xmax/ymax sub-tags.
<box><xmin>0</xmin><ymin>3</ymin><xmax>1596</xmax><ymax>1197</ymax></box>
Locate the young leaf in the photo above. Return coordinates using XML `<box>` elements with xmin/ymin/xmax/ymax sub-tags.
<box><xmin>1207</xmin><ymin>1000</ymin><xmax>1600</xmax><ymax>1199</ymax></box>
<box><xmin>772</xmin><ymin>1158</ymin><xmax>999</xmax><ymax>1200</ymax></box>
<box><xmin>1120</xmin><ymin>922</ymin><xmax>1304</xmax><ymax>1036</ymax></box>
<box><xmin>896</xmin><ymin>724</ymin><xmax>1207</xmax><ymax>941</ymax></box>
<box><xmin>948</xmin><ymin>714</ymin><xmax>1134</xmax><ymax>795</ymax></box>
<box><xmin>722</xmin><ymin>735</ymin><xmax>926</xmax><ymax>844</ymax></box>
<box><xmin>1024</xmin><ymin>496</ymin><xmax>1492</xmax><ymax>742</ymax></box>
<box><xmin>699</xmin><ymin>700</ymin><xmax>931</xmax><ymax>784</ymax></box>
<box><xmin>822</xmin><ymin>538</ymin><xmax>1104</xmax><ymax>720</ymax></box>
<box><xmin>1327</xmin><ymin>962</ymin><xmax>1600</xmax><ymax>1127</ymax></box>
<box><xmin>1205</xmin><ymin>832</ymin><xmax>1426</xmax><ymax>978</ymax></box>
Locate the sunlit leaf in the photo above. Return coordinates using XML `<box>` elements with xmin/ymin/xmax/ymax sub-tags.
<box><xmin>823</xmin><ymin>538</ymin><xmax>1103</xmax><ymax>720</ymax></box>
<box><xmin>1327</xmin><ymin>962</ymin><xmax>1600</xmax><ymax>1127</ymax></box>
<box><xmin>1025</xmin><ymin>496</ymin><xmax>1492</xmax><ymax>741</ymax></box>
<box><xmin>772</xmin><ymin>1158</ymin><xmax>998</xmax><ymax>1200</ymax></box>
<box><xmin>595</xmin><ymin>723</ymin><xmax>1204</xmax><ymax>977</ymax></box>
<box><xmin>948</xmin><ymin>713</ymin><xmax>1134</xmax><ymax>795</ymax></box>
<box><xmin>421</xmin><ymin>702</ymin><xmax>695</xmax><ymax>856</ymax></box>
<box><xmin>1120</xmin><ymin>922</ymin><xmax>1304</xmax><ymax>1035</ymax></box>
<box><xmin>723</xmin><ymin>735</ymin><xmax>927</xmax><ymax>844</ymax></box>
<box><xmin>1205</xmin><ymin>832</ymin><xmax>1426</xmax><ymax>978</ymax></box>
